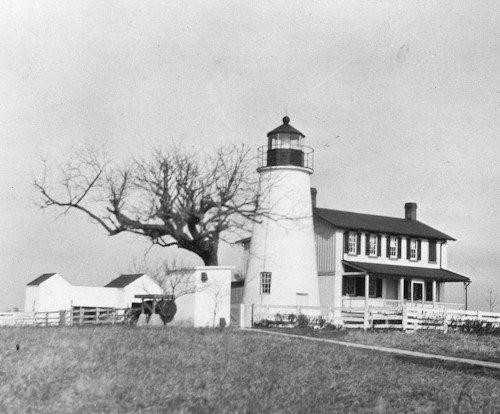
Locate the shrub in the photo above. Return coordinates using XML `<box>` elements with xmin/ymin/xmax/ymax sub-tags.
<box><xmin>297</xmin><ymin>314</ymin><xmax>310</xmax><ymax>328</ymax></box>
<box><xmin>448</xmin><ymin>318</ymin><xmax>500</xmax><ymax>335</ymax></box>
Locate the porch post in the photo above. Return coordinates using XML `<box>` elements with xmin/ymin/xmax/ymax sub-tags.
<box><xmin>364</xmin><ymin>273</ymin><xmax>370</xmax><ymax>306</ymax></box>
<box><xmin>432</xmin><ymin>280</ymin><xmax>437</xmax><ymax>308</ymax></box>
<box><xmin>399</xmin><ymin>277</ymin><xmax>404</xmax><ymax>304</ymax></box>
<box><xmin>364</xmin><ymin>273</ymin><xmax>370</xmax><ymax>329</ymax></box>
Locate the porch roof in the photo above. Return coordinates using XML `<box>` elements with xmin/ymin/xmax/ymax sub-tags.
<box><xmin>342</xmin><ymin>261</ymin><xmax>470</xmax><ymax>283</ymax></box>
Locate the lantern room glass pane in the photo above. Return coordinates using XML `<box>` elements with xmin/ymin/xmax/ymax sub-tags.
<box><xmin>279</xmin><ymin>133</ymin><xmax>291</xmax><ymax>148</ymax></box>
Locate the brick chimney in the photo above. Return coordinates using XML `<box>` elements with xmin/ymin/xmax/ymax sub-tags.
<box><xmin>405</xmin><ymin>202</ymin><xmax>417</xmax><ymax>220</ymax></box>
<box><xmin>311</xmin><ymin>188</ymin><xmax>317</xmax><ymax>209</ymax></box>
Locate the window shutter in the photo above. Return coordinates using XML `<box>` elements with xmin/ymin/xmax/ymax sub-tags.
<box><xmin>404</xmin><ymin>279</ymin><xmax>410</xmax><ymax>300</ymax></box>
<box><xmin>344</xmin><ymin>231</ymin><xmax>349</xmax><ymax>254</ymax></box>
<box><xmin>386</xmin><ymin>236</ymin><xmax>390</xmax><ymax>257</ymax></box>
<box><xmin>406</xmin><ymin>238</ymin><xmax>411</xmax><ymax>260</ymax></box>
<box><xmin>397</xmin><ymin>237</ymin><xmax>402</xmax><ymax>258</ymax></box>
<box><xmin>376</xmin><ymin>279</ymin><xmax>383</xmax><ymax>298</ymax></box>
<box><xmin>365</xmin><ymin>234</ymin><xmax>370</xmax><ymax>255</ymax></box>
<box><xmin>377</xmin><ymin>235</ymin><xmax>382</xmax><ymax>257</ymax></box>
<box><xmin>425</xmin><ymin>282</ymin><xmax>433</xmax><ymax>301</ymax></box>
<box><xmin>356</xmin><ymin>233</ymin><xmax>361</xmax><ymax>255</ymax></box>
<box><xmin>417</xmin><ymin>240</ymin><xmax>422</xmax><ymax>261</ymax></box>
<box><xmin>429</xmin><ymin>240</ymin><xmax>437</xmax><ymax>262</ymax></box>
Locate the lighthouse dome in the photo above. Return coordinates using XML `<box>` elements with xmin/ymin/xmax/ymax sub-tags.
<box><xmin>267</xmin><ymin>116</ymin><xmax>305</xmax><ymax>138</ymax></box>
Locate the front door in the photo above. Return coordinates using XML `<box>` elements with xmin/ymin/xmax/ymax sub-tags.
<box><xmin>412</xmin><ymin>282</ymin><xmax>424</xmax><ymax>301</ymax></box>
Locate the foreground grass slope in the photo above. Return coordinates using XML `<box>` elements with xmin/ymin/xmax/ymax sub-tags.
<box><xmin>1</xmin><ymin>327</ymin><xmax>500</xmax><ymax>413</ymax></box>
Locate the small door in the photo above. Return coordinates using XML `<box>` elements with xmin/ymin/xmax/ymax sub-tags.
<box><xmin>412</xmin><ymin>282</ymin><xmax>424</xmax><ymax>301</ymax></box>
<box><xmin>296</xmin><ymin>293</ymin><xmax>309</xmax><ymax>307</ymax></box>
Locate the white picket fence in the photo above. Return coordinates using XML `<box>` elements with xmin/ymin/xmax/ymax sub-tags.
<box><xmin>252</xmin><ymin>304</ymin><xmax>500</xmax><ymax>331</ymax></box>
<box><xmin>0</xmin><ymin>308</ymin><xmax>130</xmax><ymax>327</ymax></box>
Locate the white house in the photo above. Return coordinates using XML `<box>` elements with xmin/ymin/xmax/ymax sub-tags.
<box><xmin>312</xmin><ymin>197</ymin><xmax>470</xmax><ymax>310</ymax></box>
<box><xmin>234</xmin><ymin>117</ymin><xmax>470</xmax><ymax>326</ymax></box>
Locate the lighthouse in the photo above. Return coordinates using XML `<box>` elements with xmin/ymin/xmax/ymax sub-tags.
<box><xmin>242</xmin><ymin>116</ymin><xmax>320</xmax><ymax>327</ymax></box>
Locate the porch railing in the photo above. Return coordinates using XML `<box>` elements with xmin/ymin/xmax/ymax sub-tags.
<box><xmin>341</xmin><ymin>297</ymin><xmax>465</xmax><ymax>310</ymax></box>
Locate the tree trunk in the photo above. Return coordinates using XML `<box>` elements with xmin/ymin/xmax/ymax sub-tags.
<box><xmin>201</xmin><ymin>251</ymin><xmax>218</xmax><ymax>266</ymax></box>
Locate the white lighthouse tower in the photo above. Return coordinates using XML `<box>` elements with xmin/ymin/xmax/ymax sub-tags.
<box><xmin>242</xmin><ymin>116</ymin><xmax>320</xmax><ymax>327</ymax></box>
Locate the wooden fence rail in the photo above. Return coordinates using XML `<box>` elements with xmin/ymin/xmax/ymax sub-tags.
<box><xmin>0</xmin><ymin>307</ymin><xmax>129</xmax><ymax>327</ymax></box>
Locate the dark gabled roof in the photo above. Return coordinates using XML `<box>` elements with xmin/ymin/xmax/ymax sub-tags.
<box><xmin>267</xmin><ymin>116</ymin><xmax>305</xmax><ymax>138</ymax></box>
<box><xmin>27</xmin><ymin>273</ymin><xmax>58</xmax><ymax>286</ymax></box>
<box><xmin>314</xmin><ymin>208</ymin><xmax>455</xmax><ymax>241</ymax></box>
<box><xmin>343</xmin><ymin>261</ymin><xmax>470</xmax><ymax>283</ymax></box>
<box><xmin>105</xmin><ymin>274</ymin><xmax>145</xmax><ymax>288</ymax></box>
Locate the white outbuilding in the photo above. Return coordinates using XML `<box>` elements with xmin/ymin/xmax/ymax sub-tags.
<box><xmin>24</xmin><ymin>273</ymin><xmax>163</xmax><ymax>312</ymax></box>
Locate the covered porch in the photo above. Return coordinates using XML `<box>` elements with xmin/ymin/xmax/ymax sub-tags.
<box><xmin>341</xmin><ymin>261</ymin><xmax>470</xmax><ymax>311</ymax></box>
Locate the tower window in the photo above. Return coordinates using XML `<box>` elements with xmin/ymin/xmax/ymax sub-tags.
<box><xmin>260</xmin><ymin>272</ymin><xmax>272</xmax><ymax>294</ymax></box>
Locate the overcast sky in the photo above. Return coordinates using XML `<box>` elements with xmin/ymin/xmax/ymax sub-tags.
<box><xmin>1</xmin><ymin>1</ymin><xmax>500</xmax><ymax>311</ymax></box>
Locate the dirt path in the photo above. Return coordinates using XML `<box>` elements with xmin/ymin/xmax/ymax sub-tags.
<box><xmin>246</xmin><ymin>328</ymin><xmax>500</xmax><ymax>371</ymax></box>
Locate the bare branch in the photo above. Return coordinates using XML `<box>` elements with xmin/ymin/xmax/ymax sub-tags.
<box><xmin>33</xmin><ymin>141</ymin><xmax>268</xmax><ymax>265</ymax></box>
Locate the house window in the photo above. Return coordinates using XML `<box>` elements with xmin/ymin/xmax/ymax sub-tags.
<box><xmin>390</xmin><ymin>237</ymin><xmax>398</xmax><ymax>258</ymax></box>
<box><xmin>369</xmin><ymin>235</ymin><xmax>377</xmax><ymax>256</ymax></box>
<box><xmin>348</xmin><ymin>233</ymin><xmax>358</xmax><ymax>255</ymax></box>
<box><xmin>407</xmin><ymin>239</ymin><xmax>422</xmax><ymax>261</ymax></box>
<box><xmin>344</xmin><ymin>231</ymin><xmax>361</xmax><ymax>255</ymax></box>
<box><xmin>369</xmin><ymin>278</ymin><xmax>383</xmax><ymax>298</ymax></box>
<box><xmin>342</xmin><ymin>277</ymin><xmax>357</xmax><ymax>296</ymax></box>
<box><xmin>343</xmin><ymin>278</ymin><xmax>356</xmax><ymax>295</ymax></box>
<box><xmin>429</xmin><ymin>241</ymin><xmax>437</xmax><ymax>263</ymax></box>
<box><xmin>260</xmin><ymin>272</ymin><xmax>271</xmax><ymax>294</ymax></box>
<box><xmin>409</xmin><ymin>239</ymin><xmax>418</xmax><ymax>260</ymax></box>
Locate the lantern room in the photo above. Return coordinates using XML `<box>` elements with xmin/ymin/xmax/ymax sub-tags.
<box><xmin>258</xmin><ymin>116</ymin><xmax>314</xmax><ymax>170</ymax></box>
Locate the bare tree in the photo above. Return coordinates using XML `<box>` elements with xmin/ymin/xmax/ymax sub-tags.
<box><xmin>130</xmin><ymin>257</ymin><xmax>205</xmax><ymax>300</ymax></box>
<box><xmin>34</xmin><ymin>142</ymin><xmax>263</xmax><ymax>266</ymax></box>
<box><xmin>207</xmin><ymin>276</ymin><xmax>231</xmax><ymax>327</ymax></box>
<box><xmin>486</xmin><ymin>287</ymin><xmax>500</xmax><ymax>312</ymax></box>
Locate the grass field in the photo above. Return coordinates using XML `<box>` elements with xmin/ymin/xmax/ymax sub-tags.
<box><xmin>2</xmin><ymin>326</ymin><xmax>500</xmax><ymax>413</ymax></box>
